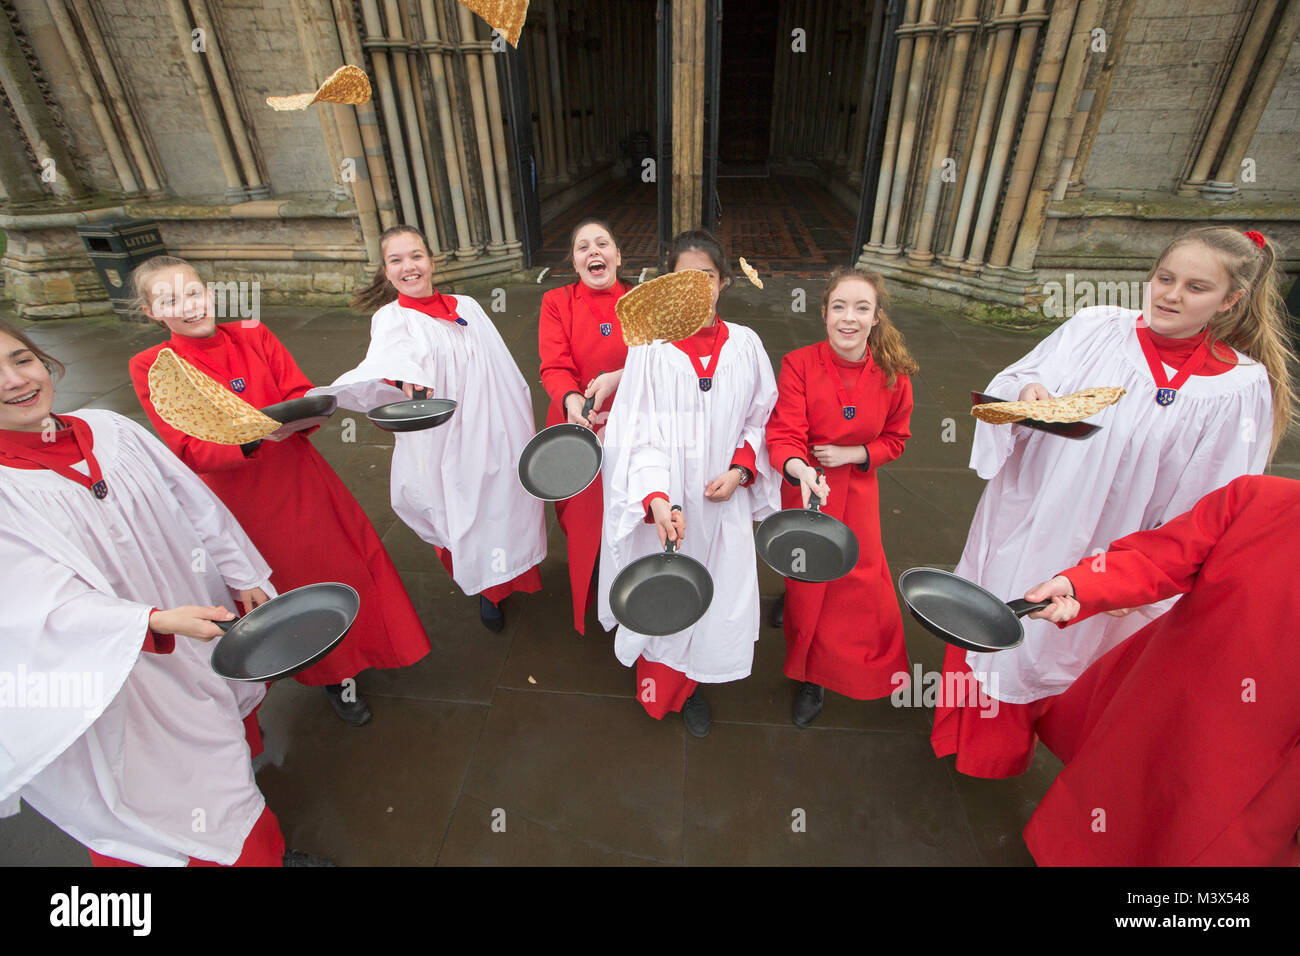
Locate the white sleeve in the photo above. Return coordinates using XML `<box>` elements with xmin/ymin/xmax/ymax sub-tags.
<box><xmin>971</xmin><ymin>307</ymin><xmax>1122</xmax><ymax>479</ymax></box>
<box><xmin>308</xmin><ymin>305</ymin><xmax>428</xmax><ymax>412</ymax></box>
<box><xmin>119</xmin><ymin>419</ymin><xmax>276</xmax><ymax>595</ymax></box>
<box><xmin>0</xmin><ymin>523</ymin><xmax>148</xmax><ymax>802</ymax></box>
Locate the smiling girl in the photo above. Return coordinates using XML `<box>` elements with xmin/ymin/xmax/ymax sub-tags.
<box><xmin>932</xmin><ymin>226</ymin><xmax>1296</xmax><ymax>779</ymax></box>
<box><xmin>0</xmin><ymin>321</ymin><xmax>297</xmax><ymax>866</ymax></box>
<box><xmin>315</xmin><ymin>225</ymin><xmax>547</xmax><ymax>633</ymax></box>
<box><xmin>537</xmin><ymin>218</ymin><xmax>632</xmax><ymax>633</ymax></box>
<box><xmin>127</xmin><ymin>256</ymin><xmax>430</xmax><ymax>727</ymax></box>
<box><xmin>765</xmin><ymin>268</ymin><xmax>919</xmax><ymax>727</ymax></box>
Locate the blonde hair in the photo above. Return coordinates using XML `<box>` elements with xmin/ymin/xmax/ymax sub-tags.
<box><xmin>820</xmin><ymin>267</ymin><xmax>919</xmax><ymax>388</ymax></box>
<box><xmin>1150</xmin><ymin>227</ymin><xmax>1297</xmax><ymax>456</ymax></box>
<box><xmin>128</xmin><ymin>254</ymin><xmax>200</xmax><ymax>321</ymax></box>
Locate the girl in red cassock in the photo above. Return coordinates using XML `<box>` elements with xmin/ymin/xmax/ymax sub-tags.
<box><xmin>537</xmin><ymin>219</ymin><xmax>632</xmax><ymax>633</ymax></box>
<box><xmin>765</xmin><ymin>268</ymin><xmax>919</xmax><ymax>727</ymax></box>
<box><xmin>128</xmin><ymin>256</ymin><xmax>430</xmax><ymax>727</ymax></box>
<box><xmin>1020</xmin><ymin>474</ymin><xmax>1300</xmax><ymax>866</ymax></box>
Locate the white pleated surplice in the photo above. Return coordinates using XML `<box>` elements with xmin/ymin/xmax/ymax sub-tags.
<box><xmin>598</xmin><ymin>323</ymin><xmax>780</xmax><ymax>683</ymax></box>
<box><xmin>0</xmin><ymin>410</ymin><xmax>274</xmax><ymax>865</ymax></box>
<box><xmin>309</xmin><ymin>297</ymin><xmax>546</xmax><ymax>596</ymax></box>
<box><xmin>959</xmin><ymin>306</ymin><xmax>1271</xmax><ymax>703</ymax></box>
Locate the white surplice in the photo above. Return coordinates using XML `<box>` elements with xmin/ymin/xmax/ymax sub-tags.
<box><xmin>598</xmin><ymin>322</ymin><xmax>780</xmax><ymax>682</ymax></box>
<box><xmin>309</xmin><ymin>296</ymin><xmax>546</xmax><ymax>596</ymax></box>
<box><xmin>959</xmin><ymin>305</ymin><xmax>1271</xmax><ymax>703</ymax></box>
<box><xmin>0</xmin><ymin>409</ymin><xmax>274</xmax><ymax>865</ymax></box>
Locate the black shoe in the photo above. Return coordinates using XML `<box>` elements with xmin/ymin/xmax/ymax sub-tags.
<box><xmin>323</xmin><ymin>683</ymin><xmax>372</xmax><ymax>727</ymax></box>
<box><xmin>480</xmin><ymin>595</ymin><xmax>505</xmax><ymax>633</ymax></box>
<box><xmin>283</xmin><ymin>848</ymin><xmax>337</xmax><ymax>867</ymax></box>
<box><xmin>682</xmin><ymin>690</ymin><xmax>711</xmax><ymax>738</ymax></box>
<box><xmin>792</xmin><ymin>682</ymin><xmax>824</xmax><ymax>728</ymax></box>
<box><xmin>768</xmin><ymin>592</ymin><xmax>785</xmax><ymax>629</ymax></box>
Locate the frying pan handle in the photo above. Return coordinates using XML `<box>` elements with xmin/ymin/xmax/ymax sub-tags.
<box><xmin>214</xmin><ymin>617</ymin><xmax>238</xmax><ymax>633</ymax></box>
<box><xmin>1006</xmin><ymin>599</ymin><xmax>1052</xmax><ymax>617</ymax></box>
<box><xmin>662</xmin><ymin>504</ymin><xmax>682</xmax><ymax>553</ymax></box>
<box><xmin>808</xmin><ymin>468</ymin><xmax>824</xmax><ymax>512</ymax></box>
<box><xmin>581</xmin><ymin>394</ymin><xmax>596</xmax><ymax>418</ymax></box>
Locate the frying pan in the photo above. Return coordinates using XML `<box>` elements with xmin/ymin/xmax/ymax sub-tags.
<box><xmin>897</xmin><ymin>567</ymin><xmax>1050</xmax><ymax>653</ymax></box>
<box><xmin>210</xmin><ymin>582</ymin><xmax>360</xmax><ymax>682</ymax></box>
<box><xmin>518</xmin><ymin>395</ymin><xmax>603</xmax><ymax>501</ymax></box>
<box><xmin>609</xmin><ymin>506</ymin><xmax>713</xmax><ymax>636</ymax></box>
<box><xmin>367</xmin><ymin>384</ymin><xmax>457</xmax><ymax>433</ymax></box>
<box><xmin>971</xmin><ymin>391</ymin><xmax>1101</xmax><ymax>440</ymax></box>
<box><xmin>755</xmin><ymin>486</ymin><xmax>859</xmax><ymax>583</ymax></box>
<box><xmin>260</xmin><ymin>394</ymin><xmax>337</xmax><ymax>440</ymax></box>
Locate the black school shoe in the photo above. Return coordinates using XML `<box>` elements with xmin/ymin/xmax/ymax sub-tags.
<box><xmin>682</xmin><ymin>690</ymin><xmax>711</xmax><ymax>738</ymax></box>
<box><xmin>768</xmin><ymin>592</ymin><xmax>785</xmax><ymax>628</ymax></box>
<box><xmin>480</xmin><ymin>595</ymin><xmax>505</xmax><ymax>633</ymax></box>
<box><xmin>283</xmin><ymin>848</ymin><xmax>337</xmax><ymax>867</ymax></box>
<box><xmin>792</xmin><ymin>682</ymin><xmax>824</xmax><ymax>728</ymax></box>
<box><xmin>323</xmin><ymin>683</ymin><xmax>372</xmax><ymax>727</ymax></box>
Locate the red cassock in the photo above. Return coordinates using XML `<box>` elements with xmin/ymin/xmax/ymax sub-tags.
<box><xmin>765</xmin><ymin>341</ymin><xmax>913</xmax><ymax>699</ymax></box>
<box><xmin>1024</xmin><ymin>475</ymin><xmax>1300</xmax><ymax>866</ymax></box>
<box><xmin>931</xmin><ymin>325</ymin><xmax>1239</xmax><ymax>778</ymax></box>
<box><xmin>128</xmin><ymin>323</ymin><xmax>430</xmax><ymax>685</ymax></box>
<box><xmin>538</xmin><ymin>280</ymin><xmax>630</xmax><ymax>633</ymax></box>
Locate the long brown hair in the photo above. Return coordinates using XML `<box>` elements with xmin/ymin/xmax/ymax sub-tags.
<box><xmin>1150</xmin><ymin>227</ymin><xmax>1296</xmax><ymax>456</ymax></box>
<box><xmin>351</xmin><ymin>225</ymin><xmax>433</xmax><ymax>312</ymax></box>
<box><xmin>0</xmin><ymin>319</ymin><xmax>66</xmax><ymax>381</ymax></box>
<box><xmin>820</xmin><ymin>267</ymin><xmax>919</xmax><ymax>388</ymax></box>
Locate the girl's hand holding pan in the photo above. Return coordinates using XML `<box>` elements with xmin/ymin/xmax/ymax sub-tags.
<box><xmin>1024</xmin><ymin>576</ymin><xmax>1080</xmax><ymax>623</ymax></box>
<box><xmin>795</xmin><ymin>461</ymin><xmax>830</xmax><ymax>508</ymax></box>
<box><xmin>649</xmin><ymin>498</ymin><xmax>685</xmax><ymax>546</ymax></box>
<box><xmin>583</xmin><ymin>370</ymin><xmax>622</xmax><ymax>420</ymax></box>
<box><xmin>1018</xmin><ymin>383</ymin><xmax>1054</xmax><ymax>402</ymax></box>
<box><xmin>401</xmin><ymin>382</ymin><xmax>434</xmax><ymax>400</ymax></box>
<box><xmin>149</xmin><ymin>605</ymin><xmax>238</xmax><ymax>642</ymax></box>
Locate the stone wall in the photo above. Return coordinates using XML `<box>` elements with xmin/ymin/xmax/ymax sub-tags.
<box><xmin>1087</xmin><ymin>0</ymin><xmax>1299</xmax><ymax>193</ymax></box>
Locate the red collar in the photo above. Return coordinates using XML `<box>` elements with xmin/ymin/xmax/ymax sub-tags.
<box><xmin>672</xmin><ymin>320</ymin><xmax>728</xmax><ymax>387</ymax></box>
<box><xmin>168</xmin><ymin>325</ymin><xmax>229</xmax><ymax>353</ymax></box>
<box><xmin>0</xmin><ymin>416</ymin><xmax>108</xmax><ymax>498</ymax></box>
<box><xmin>398</xmin><ymin>291</ymin><xmax>462</xmax><ymax>323</ymax></box>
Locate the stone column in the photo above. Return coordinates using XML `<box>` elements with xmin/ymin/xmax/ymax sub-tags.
<box><xmin>1203</xmin><ymin>1</ymin><xmax>1300</xmax><ymax>200</ymax></box>
<box><xmin>1179</xmin><ymin>0</ymin><xmax>1278</xmax><ymax>196</ymax></box>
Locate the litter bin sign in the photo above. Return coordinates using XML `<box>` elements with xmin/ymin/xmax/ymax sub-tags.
<box><xmin>75</xmin><ymin>219</ymin><xmax>166</xmax><ymax>319</ymax></box>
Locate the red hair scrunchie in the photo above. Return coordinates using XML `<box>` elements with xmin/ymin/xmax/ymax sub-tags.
<box><xmin>1243</xmin><ymin>230</ymin><xmax>1266</xmax><ymax>249</ymax></box>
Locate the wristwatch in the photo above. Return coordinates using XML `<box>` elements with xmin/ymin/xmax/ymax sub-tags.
<box><xmin>731</xmin><ymin>464</ymin><xmax>753</xmax><ymax>485</ymax></box>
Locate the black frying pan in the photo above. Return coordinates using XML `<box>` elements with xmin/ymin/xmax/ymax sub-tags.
<box><xmin>367</xmin><ymin>384</ymin><xmax>457</xmax><ymax>432</ymax></box>
<box><xmin>518</xmin><ymin>395</ymin><xmax>603</xmax><ymax>501</ymax></box>
<box><xmin>609</xmin><ymin>507</ymin><xmax>713</xmax><ymax>636</ymax></box>
<box><xmin>971</xmin><ymin>392</ymin><xmax>1101</xmax><ymax>440</ymax></box>
<box><xmin>897</xmin><ymin>567</ymin><xmax>1050</xmax><ymax>653</ymax></box>
<box><xmin>209</xmin><ymin>582</ymin><xmax>360</xmax><ymax>682</ymax></box>
<box><xmin>260</xmin><ymin>394</ymin><xmax>337</xmax><ymax>440</ymax></box>
<box><xmin>755</xmin><ymin>488</ymin><xmax>859</xmax><ymax>583</ymax></box>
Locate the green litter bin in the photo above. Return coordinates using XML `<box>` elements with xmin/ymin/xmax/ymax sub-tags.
<box><xmin>75</xmin><ymin>219</ymin><xmax>166</xmax><ymax>319</ymax></box>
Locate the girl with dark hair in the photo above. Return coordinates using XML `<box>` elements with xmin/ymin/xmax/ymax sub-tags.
<box><xmin>127</xmin><ymin>255</ymin><xmax>430</xmax><ymax>727</ymax></box>
<box><xmin>933</xmin><ymin>227</ymin><xmax>1295</xmax><ymax>779</ymax></box>
<box><xmin>537</xmin><ymin>218</ymin><xmax>632</xmax><ymax>633</ymax></box>
<box><xmin>598</xmin><ymin>230</ymin><xmax>779</xmax><ymax>737</ymax></box>
<box><xmin>765</xmin><ymin>268</ymin><xmax>919</xmax><ymax>727</ymax></box>
<box><xmin>0</xmin><ymin>321</ymin><xmax>306</xmax><ymax>866</ymax></box>
<box><xmin>314</xmin><ymin>225</ymin><xmax>547</xmax><ymax>632</ymax></box>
